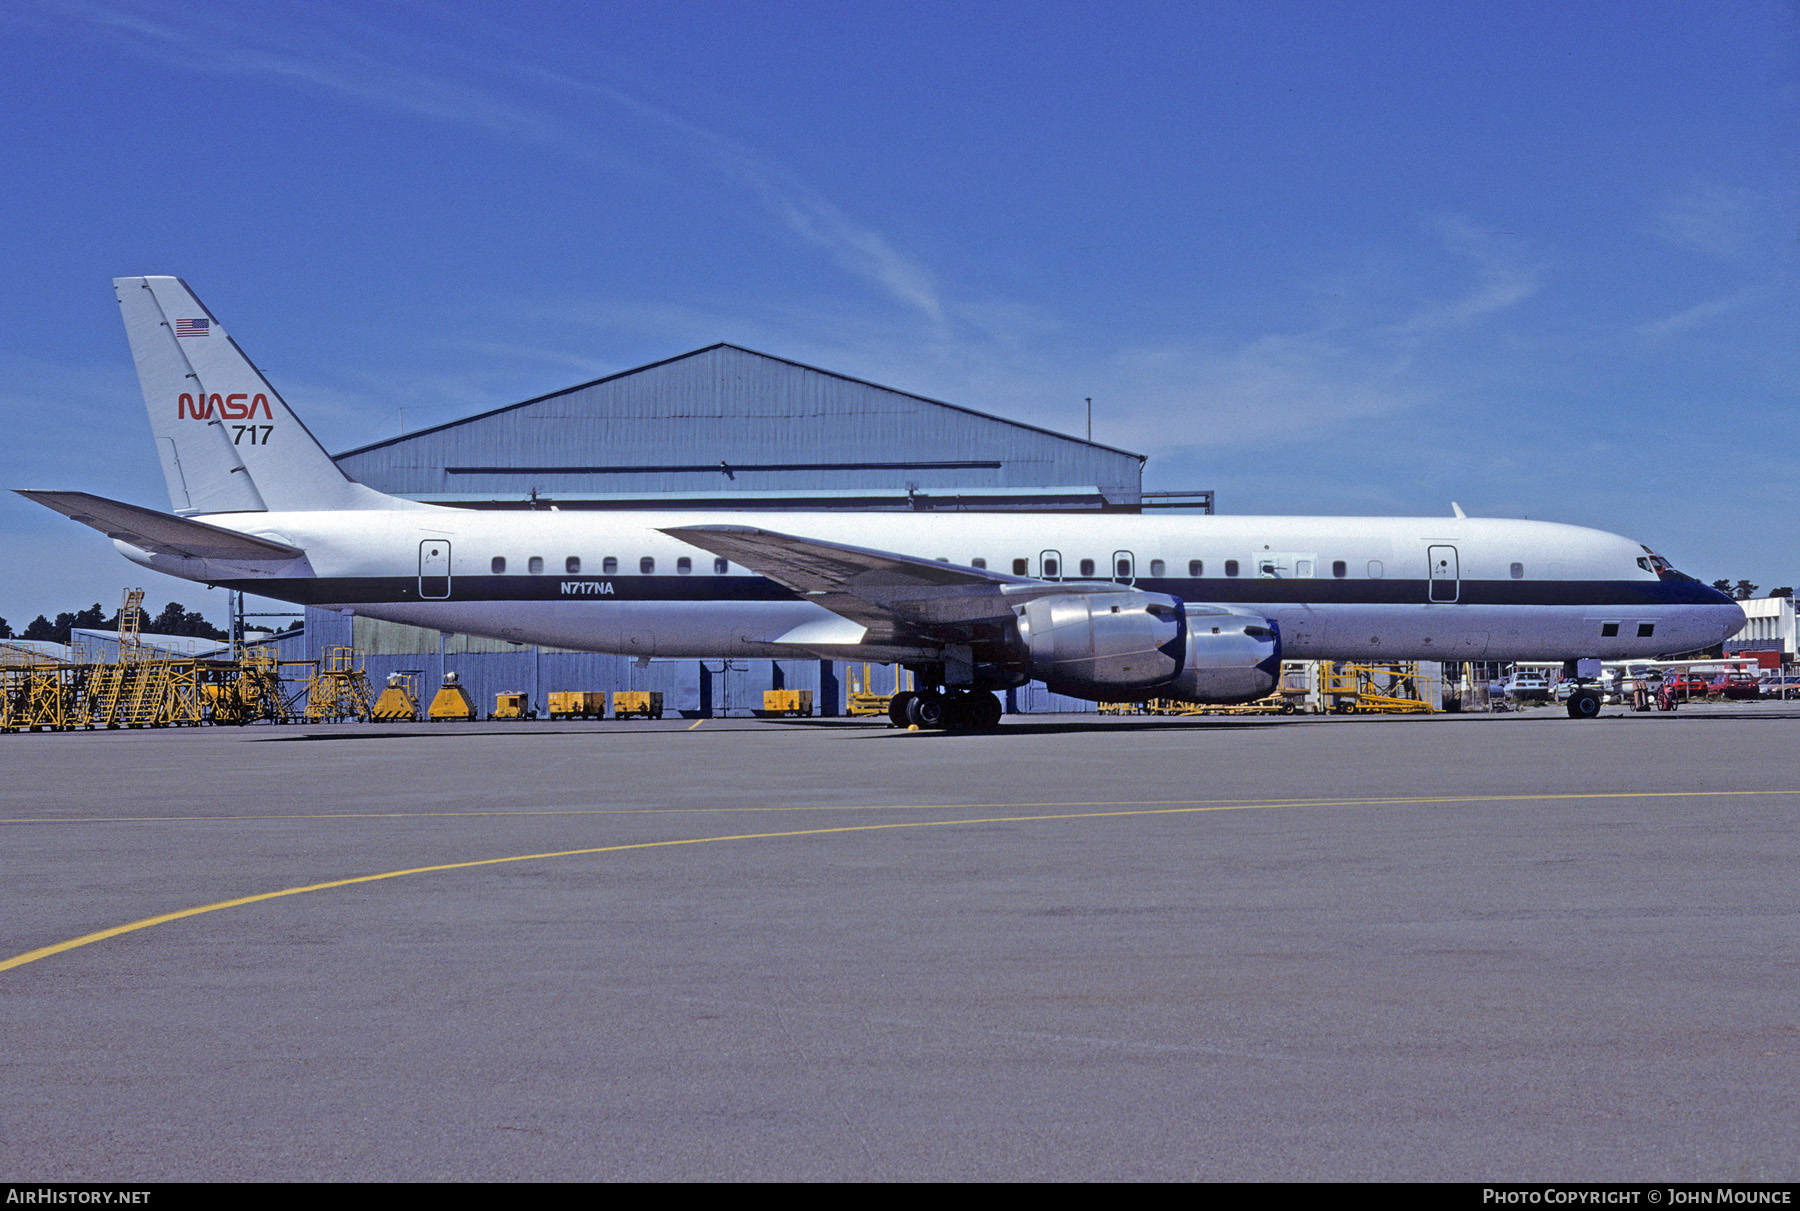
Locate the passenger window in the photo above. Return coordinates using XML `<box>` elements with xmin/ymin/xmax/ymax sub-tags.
<box><xmin>1079</xmin><ymin>558</ymin><xmax>1096</xmax><ymax>577</ymax></box>
<box><xmin>1332</xmin><ymin>560</ymin><xmax>1346</xmax><ymax>578</ymax></box>
<box><xmin>1149</xmin><ymin>560</ymin><xmax>1165</xmax><ymax>577</ymax></box>
<box><xmin>565</xmin><ymin>556</ymin><xmax>581</xmax><ymax>574</ymax></box>
<box><xmin>1637</xmin><ymin>623</ymin><xmax>1655</xmax><ymax>638</ymax></box>
<box><xmin>1188</xmin><ymin>560</ymin><xmax>1203</xmax><ymax>576</ymax></box>
<box><xmin>713</xmin><ymin>557</ymin><xmax>729</xmax><ymax>574</ymax></box>
<box><xmin>603</xmin><ymin>557</ymin><xmax>618</xmax><ymax>574</ymax></box>
<box><xmin>640</xmin><ymin>557</ymin><xmax>655</xmax><ymax>574</ymax></box>
<box><xmin>1225</xmin><ymin>560</ymin><xmax>1239</xmax><ymax>577</ymax></box>
<box><xmin>1510</xmin><ymin>562</ymin><xmax>1524</xmax><ymax>579</ymax></box>
<box><xmin>491</xmin><ymin>556</ymin><xmax>506</xmax><ymax>574</ymax></box>
<box><xmin>1043</xmin><ymin>557</ymin><xmax>1060</xmax><ymax>578</ymax></box>
<box><xmin>1012</xmin><ymin>558</ymin><xmax>1028</xmax><ymax>575</ymax></box>
<box><xmin>1601</xmin><ymin>622</ymin><xmax>1620</xmax><ymax>637</ymax></box>
<box><xmin>677</xmin><ymin>557</ymin><xmax>692</xmax><ymax>574</ymax></box>
<box><xmin>528</xmin><ymin>556</ymin><xmax>544</xmax><ymax>575</ymax></box>
<box><xmin>971</xmin><ymin>558</ymin><xmax>986</xmax><ymax>569</ymax></box>
<box><xmin>1368</xmin><ymin>560</ymin><xmax>1383</xmax><ymax>578</ymax></box>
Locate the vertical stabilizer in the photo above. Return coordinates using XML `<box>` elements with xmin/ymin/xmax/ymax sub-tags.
<box><xmin>115</xmin><ymin>277</ymin><xmax>380</xmax><ymax>512</ymax></box>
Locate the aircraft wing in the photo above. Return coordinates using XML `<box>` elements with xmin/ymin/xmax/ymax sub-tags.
<box><xmin>16</xmin><ymin>490</ymin><xmax>306</xmax><ymax>561</ymax></box>
<box><xmin>660</xmin><ymin>524</ymin><xmax>1137</xmax><ymax>641</ymax></box>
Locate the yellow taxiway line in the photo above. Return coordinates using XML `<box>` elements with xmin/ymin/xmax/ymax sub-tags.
<box><xmin>3</xmin><ymin>789</ymin><xmax>1795</xmax><ymax>975</ymax></box>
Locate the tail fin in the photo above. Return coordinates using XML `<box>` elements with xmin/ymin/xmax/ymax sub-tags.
<box><xmin>115</xmin><ymin>276</ymin><xmax>380</xmax><ymax>513</ymax></box>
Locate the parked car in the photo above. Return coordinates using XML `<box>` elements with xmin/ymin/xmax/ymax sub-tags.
<box><xmin>1709</xmin><ymin>671</ymin><xmax>1761</xmax><ymax>700</ymax></box>
<box><xmin>1663</xmin><ymin>671</ymin><xmax>1711</xmax><ymax>699</ymax></box>
<box><xmin>1757</xmin><ymin>673</ymin><xmax>1800</xmax><ymax>698</ymax></box>
<box><xmin>1505</xmin><ymin>673</ymin><xmax>1553</xmax><ymax>704</ymax></box>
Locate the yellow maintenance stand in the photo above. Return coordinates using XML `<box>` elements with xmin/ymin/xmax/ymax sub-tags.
<box><xmin>427</xmin><ymin>672</ymin><xmax>478</xmax><ymax>722</ymax></box>
<box><xmin>1319</xmin><ymin>662</ymin><xmax>1436</xmax><ymax>714</ymax></box>
<box><xmin>846</xmin><ymin>663</ymin><xmax>911</xmax><ymax>716</ymax></box>
<box><xmin>304</xmin><ymin>647</ymin><xmax>376</xmax><ymax>722</ymax></box>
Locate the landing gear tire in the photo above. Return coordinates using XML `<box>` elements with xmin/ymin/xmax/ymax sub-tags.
<box><xmin>949</xmin><ymin>691</ymin><xmax>1002</xmax><ymax>731</ymax></box>
<box><xmin>1566</xmin><ymin>688</ymin><xmax>1602</xmax><ymax>719</ymax></box>
<box><xmin>907</xmin><ymin>690</ymin><xmax>946</xmax><ymax>729</ymax></box>
<box><xmin>887</xmin><ymin>691</ymin><xmax>916</xmax><ymax>728</ymax></box>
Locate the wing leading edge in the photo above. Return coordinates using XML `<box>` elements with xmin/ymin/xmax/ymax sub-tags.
<box><xmin>660</xmin><ymin>524</ymin><xmax>1141</xmax><ymax>650</ymax></box>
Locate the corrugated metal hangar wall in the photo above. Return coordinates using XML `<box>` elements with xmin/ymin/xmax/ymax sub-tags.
<box><xmin>334</xmin><ymin>344</ymin><xmax>1145</xmax><ymax>511</ymax></box>
<box><xmin>305</xmin><ymin>343</ymin><xmax>1155</xmax><ymax>716</ymax></box>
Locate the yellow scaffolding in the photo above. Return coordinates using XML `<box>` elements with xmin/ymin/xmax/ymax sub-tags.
<box><xmin>302</xmin><ymin>647</ymin><xmax>375</xmax><ymax>722</ymax></box>
<box><xmin>1319</xmin><ymin>662</ymin><xmax>1436</xmax><ymax>714</ymax></box>
<box><xmin>847</xmin><ymin>663</ymin><xmax>912</xmax><ymax>716</ymax></box>
<box><xmin>3</xmin><ymin>612</ymin><xmax>344</xmax><ymax>733</ymax></box>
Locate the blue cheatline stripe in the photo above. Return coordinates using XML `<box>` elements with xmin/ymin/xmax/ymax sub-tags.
<box><xmin>216</xmin><ymin>575</ymin><xmax>1731</xmax><ymax>609</ymax></box>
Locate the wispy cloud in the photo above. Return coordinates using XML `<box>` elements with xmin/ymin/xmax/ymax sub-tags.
<box><xmin>1391</xmin><ymin>218</ymin><xmax>1542</xmax><ymax>335</ymax></box>
<box><xmin>39</xmin><ymin>4</ymin><xmax>1544</xmax><ymax>475</ymax></box>
<box><xmin>1647</xmin><ymin>183</ymin><xmax>1764</xmax><ymax>259</ymax></box>
<box><xmin>50</xmin><ymin>1</ymin><xmax>573</xmax><ymax>147</ymax></box>
<box><xmin>513</xmin><ymin>65</ymin><xmax>945</xmax><ymax>323</ymax></box>
<box><xmin>1636</xmin><ymin>288</ymin><xmax>1760</xmax><ymax>339</ymax></box>
<box><xmin>46</xmin><ymin>0</ymin><xmax>944</xmax><ymax>320</ymax></box>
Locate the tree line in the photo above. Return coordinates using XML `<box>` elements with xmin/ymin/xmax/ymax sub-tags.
<box><xmin>1711</xmin><ymin>582</ymin><xmax>1792</xmax><ymax>601</ymax></box>
<box><xmin>0</xmin><ymin>602</ymin><xmax>228</xmax><ymax>645</ymax></box>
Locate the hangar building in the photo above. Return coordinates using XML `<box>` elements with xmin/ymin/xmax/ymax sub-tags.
<box><xmin>282</xmin><ymin>344</ymin><xmax>1209</xmax><ymax>717</ymax></box>
<box><xmin>334</xmin><ymin>344</ymin><xmax>1156</xmax><ymax>513</ymax></box>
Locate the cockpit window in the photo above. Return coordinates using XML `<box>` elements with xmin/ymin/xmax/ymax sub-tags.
<box><xmin>1641</xmin><ymin>550</ymin><xmax>1693</xmax><ymax>581</ymax></box>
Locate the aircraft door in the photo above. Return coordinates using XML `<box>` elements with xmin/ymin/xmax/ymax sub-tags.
<box><xmin>1112</xmin><ymin>551</ymin><xmax>1135</xmax><ymax>584</ymax></box>
<box><xmin>1428</xmin><ymin>545</ymin><xmax>1459</xmax><ymax>603</ymax></box>
<box><xmin>420</xmin><ymin>540</ymin><xmax>451</xmax><ymax>600</ymax></box>
<box><xmin>1039</xmin><ymin>550</ymin><xmax>1063</xmax><ymax>580</ymax></box>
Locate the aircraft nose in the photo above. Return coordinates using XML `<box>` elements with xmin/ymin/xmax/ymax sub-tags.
<box><xmin>1710</xmin><ymin>598</ymin><xmax>1749</xmax><ymax>643</ymax></box>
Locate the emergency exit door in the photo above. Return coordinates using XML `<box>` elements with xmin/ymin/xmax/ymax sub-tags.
<box><xmin>1427</xmin><ymin>545</ymin><xmax>1459</xmax><ymax>603</ymax></box>
<box><xmin>419</xmin><ymin>540</ymin><xmax>451</xmax><ymax>599</ymax></box>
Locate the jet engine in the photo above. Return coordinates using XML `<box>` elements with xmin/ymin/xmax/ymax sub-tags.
<box><xmin>1014</xmin><ymin>590</ymin><xmax>1186</xmax><ymax>699</ymax></box>
<box><xmin>1162</xmin><ymin>606</ymin><xmax>1282</xmax><ymax>704</ymax></box>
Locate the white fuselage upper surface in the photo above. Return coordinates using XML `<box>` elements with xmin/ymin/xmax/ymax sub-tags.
<box><xmin>119</xmin><ymin>506</ymin><xmax>1746</xmax><ymax>663</ymax></box>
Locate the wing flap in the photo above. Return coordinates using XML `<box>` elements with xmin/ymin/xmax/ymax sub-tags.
<box><xmin>17</xmin><ymin>490</ymin><xmax>306</xmax><ymax>561</ymax></box>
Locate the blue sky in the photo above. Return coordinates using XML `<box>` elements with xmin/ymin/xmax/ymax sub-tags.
<box><xmin>1</xmin><ymin>0</ymin><xmax>1794</xmax><ymax>630</ymax></box>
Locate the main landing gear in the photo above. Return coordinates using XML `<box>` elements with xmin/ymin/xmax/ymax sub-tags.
<box><xmin>887</xmin><ymin>688</ymin><xmax>1004</xmax><ymax>731</ymax></box>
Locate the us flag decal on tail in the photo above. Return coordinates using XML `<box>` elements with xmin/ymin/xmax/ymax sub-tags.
<box><xmin>174</xmin><ymin>318</ymin><xmax>209</xmax><ymax>337</ymax></box>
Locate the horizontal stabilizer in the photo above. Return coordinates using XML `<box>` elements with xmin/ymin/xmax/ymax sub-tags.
<box><xmin>16</xmin><ymin>490</ymin><xmax>305</xmax><ymax>561</ymax></box>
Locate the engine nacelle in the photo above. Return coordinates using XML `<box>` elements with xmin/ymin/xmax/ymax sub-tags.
<box><xmin>1015</xmin><ymin>590</ymin><xmax>1186</xmax><ymax>699</ymax></box>
<box><xmin>1163</xmin><ymin>606</ymin><xmax>1282</xmax><ymax>704</ymax></box>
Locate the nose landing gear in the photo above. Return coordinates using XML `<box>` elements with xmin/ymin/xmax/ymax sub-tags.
<box><xmin>1566</xmin><ymin>687</ymin><xmax>1603</xmax><ymax>718</ymax></box>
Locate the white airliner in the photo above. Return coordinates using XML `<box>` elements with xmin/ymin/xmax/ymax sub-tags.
<box><xmin>18</xmin><ymin>277</ymin><xmax>1745</xmax><ymax>726</ymax></box>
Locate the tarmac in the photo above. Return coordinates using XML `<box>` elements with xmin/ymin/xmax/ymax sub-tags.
<box><xmin>3</xmin><ymin>702</ymin><xmax>1798</xmax><ymax>1181</ymax></box>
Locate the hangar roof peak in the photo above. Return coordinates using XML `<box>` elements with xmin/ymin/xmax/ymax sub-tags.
<box><xmin>335</xmin><ymin>342</ymin><xmax>1145</xmax><ymax>463</ymax></box>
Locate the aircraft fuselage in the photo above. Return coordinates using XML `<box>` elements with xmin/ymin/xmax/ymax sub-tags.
<box><xmin>119</xmin><ymin>506</ymin><xmax>1742</xmax><ymax>663</ymax></box>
